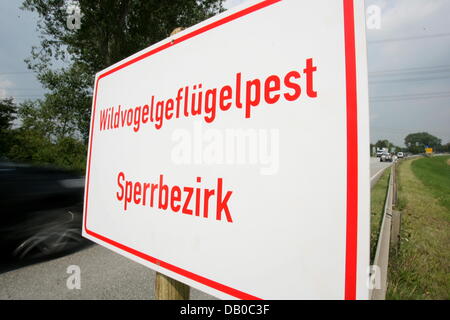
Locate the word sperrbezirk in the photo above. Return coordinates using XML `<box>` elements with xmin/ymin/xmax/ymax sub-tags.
<box><xmin>116</xmin><ymin>172</ymin><xmax>234</xmax><ymax>223</ymax></box>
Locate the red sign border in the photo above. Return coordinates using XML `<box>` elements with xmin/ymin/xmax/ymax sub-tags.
<box><xmin>83</xmin><ymin>0</ymin><xmax>359</xmax><ymax>300</ymax></box>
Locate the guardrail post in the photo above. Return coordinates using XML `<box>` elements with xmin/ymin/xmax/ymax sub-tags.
<box><xmin>390</xmin><ymin>210</ymin><xmax>401</xmax><ymax>252</ymax></box>
<box><xmin>392</xmin><ymin>162</ymin><xmax>398</xmax><ymax>206</ymax></box>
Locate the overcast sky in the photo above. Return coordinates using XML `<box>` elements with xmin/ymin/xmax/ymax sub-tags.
<box><xmin>1</xmin><ymin>0</ymin><xmax>449</xmax><ymax>146</ymax></box>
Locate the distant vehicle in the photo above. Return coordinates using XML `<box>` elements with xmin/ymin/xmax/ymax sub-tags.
<box><xmin>0</xmin><ymin>162</ymin><xmax>89</xmax><ymax>261</ymax></box>
<box><xmin>380</xmin><ymin>152</ymin><xmax>393</xmax><ymax>162</ymax></box>
<box><xmin>397</xmin><ymin>152</ymin><xmax>404</xmax><ymax>158</ymax></box>
<box><xmin>376</xmin><ymin>147</ymin><xmax>388</xmax><ymax>157</ymax></box>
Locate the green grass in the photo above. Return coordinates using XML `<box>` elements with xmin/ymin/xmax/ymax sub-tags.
<box><xmin>411</xmin><ymin>156</ymin><xmax>450</xmax><ymax>210</ymax></box>
<box><xmin>386</xmin><ymin>156</ymin><xmax>450</xmax><ymax>300</ymax></box>
<box><xmin>370</xmin><ymin>169</ymin><xmax>390</xmax><ymax>263</ymax></box>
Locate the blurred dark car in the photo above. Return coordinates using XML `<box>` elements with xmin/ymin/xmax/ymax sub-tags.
<box><xmin>0</xmin><ymin>162</ymin><xmax>89</xmax><ymax>262</ymax></box>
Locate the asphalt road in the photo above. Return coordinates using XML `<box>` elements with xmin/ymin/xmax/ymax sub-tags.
<box><xmin>0</xmin><ymin>244</ymin><xmax>214</xmax><ymax>300</ymax></box>
<box><xmin>0</xmin><ymin>158</ymin><xmax>392</xmax><ymax>300</ymax></box>
<box><xmin>370</xmin><ymin>156</ymin><xmax>394</xmax><ymax>187</ymax></box>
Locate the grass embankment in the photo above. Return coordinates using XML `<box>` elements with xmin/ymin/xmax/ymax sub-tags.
<box><xmin>370</xmin><ymin>169</ymin><xmax>390</xmax><ymax>262</ymax></box>
<box><xmin>387</xmin><ymin>156</ymin><xmax>450</xmax><ymax>300</ymax></box>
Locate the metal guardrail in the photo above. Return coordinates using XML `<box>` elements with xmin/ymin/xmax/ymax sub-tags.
<box><xmin>370</xmin><ymin>163</ymin><xmax>401</xmax><ymax>300</ymax></box>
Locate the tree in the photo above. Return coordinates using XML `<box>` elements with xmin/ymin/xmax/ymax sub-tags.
<box><xmin>33</xmin><ymin>63</ymin><xmax>93</xmax><ymax>142</ymax></box>
<box><xmin>0</xmin><ymin>97</ymin><xmax>16</xmax><ymax>131</ymax></box>
<box><xmin>375</xmin><ymin>140</ymin><xmax>391</xmax><ymax>149</ymax></box>
<box><xmin>23</xmin><ymin>0</ymin><xmax>225</xmax><ymax>75</ymax></box>
<box><xmin>404</xmin><ymin>132</ymin><xmax>442</xmax><ymax>154</ymax></box>
<box><xmin>15</xmin><ymin>0</ymin><xmax>224</xmax><ymax>169</ymax></box>
<box><xmin>374</xmin><ymin>139</ymin><xmax>400</xmax><ymax>152</ymax></box>
<box><xmin>0</xmin><ymin>97</ymin><xmax>18</xmax><ymax>157</ymax></box>
<box><xmin>2</xmin><ymin>99</ymin><xmax>86</xmax><ymax>172</ymax></box>
<box><xmin>22</xmin><ymin>0</ymin><xmax>224</xmax><ymax>140</ymax></box>
<box><xmin>442</xmin><ymin>142</ymin><xmax>450</xmax><ymax>153</ymax></box>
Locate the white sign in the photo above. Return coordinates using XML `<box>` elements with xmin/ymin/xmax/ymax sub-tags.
<box><xmin>83</xmin><ymin>0</ymin><xmax>370</xmax><ymax>300</ymax></box>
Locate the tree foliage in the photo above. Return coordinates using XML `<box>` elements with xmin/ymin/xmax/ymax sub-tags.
<box><xmin>1</xmin><ymin>98</ymin><xmax>87</xmax><ymax>171</ymax></box>
<box><xmin>21</xmin><ymin>0</ymin><xmax>224</xmax><ymax>141</ymax></box>
<box><xmin>405</xmin><ymin>132</ymin><xmax>442</xmax><ymax>154</ymax></box>
<box><xmin>0</xmin><ymin>98</ymin><xmax>18</xmax><ymax>157</ymax></box>
<box><xmin>23</xmin><ymin>0</ymin><xmax>224</xmax><ymax>75</ymax></box>
<box><xmin>372</xmin><ymin>139</ymin><xmax>402</xmax><ymax>154</ymax></box>
<box><xmin>5</xmin><ymin>0</ymin><xmax>224</xmax><ymax>171</ymax></box>
<box><xmin>0</xmin><ymin>97</ymin><xmax>17</xmax><ymax>131</ymax></box>
<box><xmin>375</xmin><ymin>139</ymin><xmax>393</xmax><ymax>149</ymax></box>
